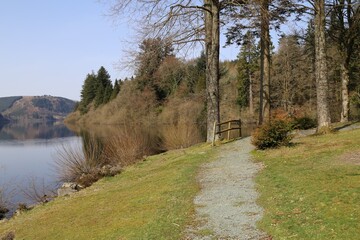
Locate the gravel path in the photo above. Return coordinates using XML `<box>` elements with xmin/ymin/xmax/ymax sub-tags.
<box><xmin>186</xmin><ymin>137</ymin><xmax>267</xmax><ymax>240</ymax></box>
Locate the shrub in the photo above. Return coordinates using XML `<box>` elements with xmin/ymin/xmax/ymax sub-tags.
<box><xmin>55</xmin><ymin>134</ymin><xmax>105</xmax><ymax>185</ymax></box>
<box><xmin>160</xmin><ymin>122</ymin><xmax>203</xmax><ymax>150</ymax></box>
<box><xmin>0</xmin><ymin>205</ymin><xmax>9</xmax><ymax>220</ymax></box>
<box><xmin>17</xmin><ymin>203</ymin><xmax>31</xmax><ymax>212</ymax></box>
<box><xmin>0</xmin><ymin>189</ymin><xmax>9</xmax><ymax>220</ymax></box>
<box><xmin>252</xmin><ymin>119</ymin><xmax>293</xmax><ymax>150</ymax></box>
<box><xmin>55</xmin><ymin>126</ymin><xmax>158</xmax><ymax>188</ymax></box>
<box><xmin>20</xmin><ymin>177</ymin><xmax>55</xmax><ymax>204</ymax></box>
<box><xmin>292</xmin><ymin>116</ymin><xmax>317</xmax><ymax>130</ymax></box>
<box><xmin>104</xmin><ymin>125</ymin><xmax>159</xmax><ymax>167</ymax></box>
<box><xmin>158</xmin><ymin>97</ymin><xmax>205</xmax><ymax>150</ymax></box>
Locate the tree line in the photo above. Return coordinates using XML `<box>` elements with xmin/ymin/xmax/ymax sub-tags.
<box><xmin>78</xmin><ymin>66</ymin><xmax>121</xmax><ymax>114</ymax></box>
<box><xmin>78</xmin><ymin>0</ymin><xmax>359</xmax><ymax>142</ymax></box>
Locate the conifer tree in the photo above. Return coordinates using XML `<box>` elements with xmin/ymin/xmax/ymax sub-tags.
<box><xmin>94</xmin><ymin>66</ymin><xmax>112</xmax><ymax>108</ymax></box>
<box><xmin>103</xmin><ymin>84</ymin><xmax>113</xmax><ymax>104</ymax></box>
<box><xmin>79</xmin><ymin>72</ymin><xmax>97</xmax><ymax>114</ymax></box>
<box><xmin>110</xmin><ymin>79</ymin><xmax>121</xmax><ymax>100</ymax></box>
<box><xmin>237</xmin><ymin>31</ymin><xmax>259</xmax><ymax>116</ymax></box>
<box><xmin>94</xmin><ymin>84</ymin><xmax>105</xmax><ymax>108</ymax></box>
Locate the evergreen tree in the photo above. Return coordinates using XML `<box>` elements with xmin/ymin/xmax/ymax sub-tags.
<box><xmin>79</xmin><ymin>72</ymin><xmax>97</xmax><ymax>114</ymax></box>
<box><xmin>103</xmin><ymin>84</ymin><xmax>113</xmax><ymax>104</ymax></box>
<box><xmin>94</xmin><ymin>83</ymin><xmax>105</xmax><ymax>108</ymax></box>
<box><xmin>237</xmin><ymin>31</ymin><xmax>259</xmax><ymax>116</ymax></box>
<box><xmin>97</xmin><ymin>66</ymin><xmax>112</xmax><ymax>87</ymax></box>
<box><xmin>94</xmin><ymin>66</ymin><xmax>112</xmax><ymax>108</ymax></box>
<box><xmin>194</xmin><ymin>51</ymin><xmax>206</xmax><ymax>93</ymax></box>
<box><xmin>182</xmin><ymin>52</ymin><xmax>206</xmax><ymax>94</ymax></box>
<box><xmin>110</xmin><ymin>79</ymin><xmax>121</xmax><ymax>100</ymax></box>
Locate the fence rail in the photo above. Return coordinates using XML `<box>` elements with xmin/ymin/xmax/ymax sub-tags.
<box><xmin>212</xmin><ymin>119</ymin><xmax>241</xmax><ymax>146</ymax></box>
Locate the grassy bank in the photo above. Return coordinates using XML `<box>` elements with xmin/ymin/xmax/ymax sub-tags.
<box><xmin>254</xmin><ymin>128</ymin><xmax>360</xmax><ymax>239</ymax></box>
<box><xmin>0</xmin><ymin>144</ymin><xmax>213</xmax><ymax>239</ymax></box>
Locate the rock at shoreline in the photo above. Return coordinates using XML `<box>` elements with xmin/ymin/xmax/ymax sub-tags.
<box><xmin>57</xmin><ymin>182</ymin><xmax>84</xmax><ymax>197</ymax></box>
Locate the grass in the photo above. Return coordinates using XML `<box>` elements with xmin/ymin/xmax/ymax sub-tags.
<box><xmin>254</xmin><ymin>128</ymin><xmax>360</xmax><ymax>239</ymax></box>
<box><xmin>0</xmin><ymin>143</ymin><xmax>214</xmax><ymax>239</ymax></box>
<box><xmin>3</xmin><ymin>125</ymin><xmax>359</xmax><ymax>239</ymax></box>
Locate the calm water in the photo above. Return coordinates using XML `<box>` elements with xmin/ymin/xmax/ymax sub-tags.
<box><xmin>0</xmin><ymin>122</ymin><xmax>80</xmax><ymax>215</ymax></box>
<box><xmin>0</xmin><ymin>121</ymin><xmax>256</xmax><ymax>217</ymax></box>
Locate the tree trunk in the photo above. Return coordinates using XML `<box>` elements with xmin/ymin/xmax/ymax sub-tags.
<box><xmin>249</xmin><ymin>74</ymin><xmax>254</xmax><ymax>116</ymax></box>
<box><xmin>259</xmin><ymin>0</ymin><xmax>271</xmax><ymax>125</ymax></box>
<box><xmin>314</xmin><ymin>0</ymin><xmax>331</xmax><ymax>130</ymax></box>
<box><xmin>338</xmin><ymin>0</ymin><xmax>354</xmax><ymax>123</ymax></box>
<box><xmin>205</xmin><ymin>0</ymin><xmax>221</xmax><ymax>142</ymax></box>
<box><xmin>340</xmin><ymin>61</ymin><xmax>350</xmax><ymax>122</ymax></box>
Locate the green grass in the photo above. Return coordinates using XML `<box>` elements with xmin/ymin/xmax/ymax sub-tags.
<box><xmin>254</xmin><ymin>128</ymin><xmax>360</xmax><ymax>239</ymax></box>
<box><xmin>0</xmin><ymin>144</ymin><xmax>214</xmax><ymax>239</ymax></box>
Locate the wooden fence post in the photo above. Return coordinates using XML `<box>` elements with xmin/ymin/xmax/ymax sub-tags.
<box><xmin>212</xmin><ymin>119</ymin><xmax>242</xmax><ymax>145</ymax></box>
<box><xmin>227</xmin><ymin>121</ymin><xmax>231</xmax><ymax>140</ymax></box>
<box><xmin>239</xmin><ymin>119</ymin><xmax>242</xmax><ymax>138</ymax></box>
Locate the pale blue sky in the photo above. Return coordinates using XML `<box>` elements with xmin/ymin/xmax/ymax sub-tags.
<box><xmin>0</xmin><ymin>1</ymin><xmax>242</xmax><ymax>101</ymax></box>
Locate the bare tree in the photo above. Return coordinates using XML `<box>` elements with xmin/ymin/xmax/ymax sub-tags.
<box><xmin>284</xmin><ymin>0</ymin><xmax>332</xmax><ymax>130</ymax></box>
<box><xmin>226</xmin><ymin>0</ymin><xmax>302</xmax><ymax>124</ymax></box>
<box><xmin>108</xmin><ymin>0</ymin><xmax>229</xmax><ymax>142</ymax></box>
<box><xmin>329</xmin><ymin>0</ymin><xmax>360</xmax><ymax>122</ymax></box>
<box><xmin>314</xmin><ymin>0</ymin><xmax>332</xmax><ymax>129</ymax></box>
<box><xmin>271</xmin><ymin>34</ymin><xmax>311</xmax><ymax>112</ymax></box>
<box><xmin>283</xmin><ymin>0</ymin><xmax>332</xmax><ymax>129</ymax></box>
<box><xmin>204</xmin><ymin>0</ymin><xmax>221</xmax><ymax>141</ymax></box>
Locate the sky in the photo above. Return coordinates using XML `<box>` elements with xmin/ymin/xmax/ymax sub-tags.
<box><xmin>0</xmin><ymin>1</ymin><xmax>262</xmax><ymax>101</ymax></box>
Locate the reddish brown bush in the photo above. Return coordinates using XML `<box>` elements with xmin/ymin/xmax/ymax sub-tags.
<box><xmin>252</xmin><ymin>119</ymin><xmax>293</xmax><ymax>150</ymax></box>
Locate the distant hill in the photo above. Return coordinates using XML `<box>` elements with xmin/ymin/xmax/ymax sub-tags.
<box><xmin>0</xmin><ymin>96</ymin><xmax>77</xmax><ymax>123</ymax></box>
<box><xmin>0</xmin><ymin>113</ymin><xmax>10</xmax><ymax>124</ymax></box>
<box><xmin>0</xmin><ymin>96</ymin><xmax>22</xmax><ymax>112</ymax></box>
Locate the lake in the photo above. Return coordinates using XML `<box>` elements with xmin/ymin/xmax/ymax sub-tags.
<box><xmin>0</xmin><ymin>120</ymin><xmax>256</xmax><ymax>218</ymax></box>
<box><xmin>0</xmin><ymin>122</ymin><xmax>80</xmax><ymax>217</ymax></box>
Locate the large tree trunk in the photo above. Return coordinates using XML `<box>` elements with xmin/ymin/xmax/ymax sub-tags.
<box><xmin>205</xmin><ymin>0</ymin><xmax>221</xmax><ymax>142</ymax></box>
<box><xmin>259</xmin><ymin>0</ymin><xmax>271</xmax><ymax>125</ymax></box>
<box><xmin>340</xmin><ymin>61</ymin><xmax>350</xmax><ymax>122</ymax></box>
<box><xmin>314</xmin><ymin>0</ymin><xmax>331</xmax><ymax>130</ymax></box>
<box><xmin>338</xmin><ymin>0</ymin><xmax>355</xmax><ymax>123</ymax></box>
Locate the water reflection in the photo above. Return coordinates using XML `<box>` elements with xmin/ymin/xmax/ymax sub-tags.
<box><xmin>0</xmin><ymin>122</ymin><xmax>78</xmax><ymax>218</ymax></box>
<box><xmin>0</xmin><ymin>121</ymin><xmax>256</xmax><ymax>218</ymax></box>
<box><xmin>0</xmin><ymin>122</ymin><xmax>75</xmax><ymax>141</ymax></box>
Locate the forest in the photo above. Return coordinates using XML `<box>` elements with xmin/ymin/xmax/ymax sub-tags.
<box><xmin>68</xmin><ymin>0</ymin><xmax>360</xmax><ymax>145</ymax></box>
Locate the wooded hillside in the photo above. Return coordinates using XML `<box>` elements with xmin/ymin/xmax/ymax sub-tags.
<box><xmin>68</xmin><ymin>0</ymin><xmax>360</xmax><ymax>141</ymax></box>
<box><xmin>1</xmin><ymin>96</ymin><xmax>76</xmax><ymax>123</ymax></box>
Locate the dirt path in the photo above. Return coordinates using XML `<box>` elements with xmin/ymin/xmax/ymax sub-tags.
<box><xmin>186</xmin><ymin>137</ymin><xmax>267</xmax><ymax>240</ymax></box>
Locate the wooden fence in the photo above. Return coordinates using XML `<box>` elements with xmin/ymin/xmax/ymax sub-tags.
<box><xmin>212</xmin><ymin>119</ymin><xmax>241</xmax><ymax>145</ymax></box>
